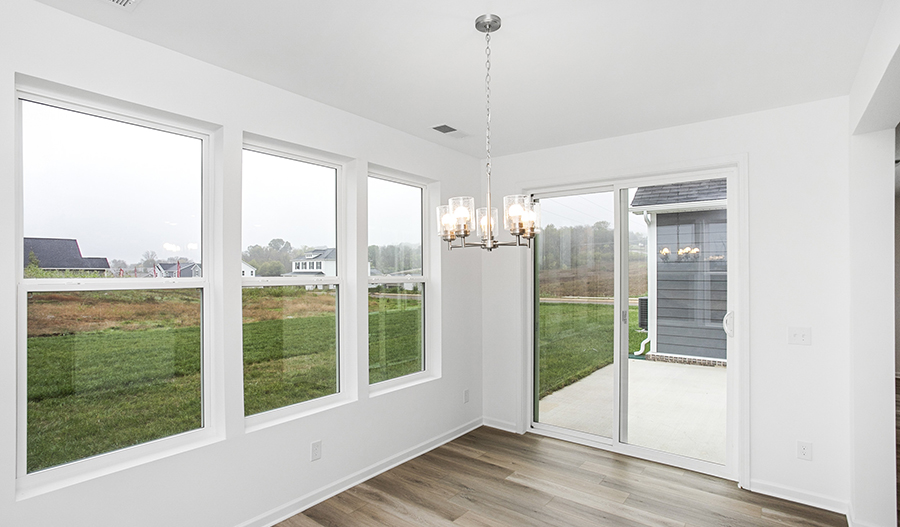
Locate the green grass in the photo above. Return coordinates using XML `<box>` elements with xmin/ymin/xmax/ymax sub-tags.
<box><xmin>27</xmin><ymin>326</ymin><xmax>202</xmax><ymax>473</ymax></box>
<box><xmin>368</xmin><ymin>305</ymin><xmax>423</xmax><ymax>384</ymax></box>
<box><xmin>537</xmin><ymin>303</ymin><xmax>646</xmax><ymax>398</ymax></box>
<box><xmin>26</xmin><ymin>303</ymin><xmax>422</xmax><ymax>472</ymax></box>
<box><xmin>242</xmin><ymin>315</ymin><xmax>338</xmax><ymax>416</ymax></box>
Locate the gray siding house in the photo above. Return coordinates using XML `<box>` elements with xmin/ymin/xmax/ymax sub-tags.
<box><xmin>631</xmin><ymin>179</ymin><xmax>727</xmax><ymax>361</ymax></box>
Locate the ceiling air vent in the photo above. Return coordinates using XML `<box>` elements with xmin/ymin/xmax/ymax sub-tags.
<box><xmin>432</xmin><ymin>124</ymin><xmax>468</xmax><ymax>139</ymax></box>
<box><xmin>103</xmin><ymin>0</ymin><xmax>142</xmax><ymax>11</ymax></box>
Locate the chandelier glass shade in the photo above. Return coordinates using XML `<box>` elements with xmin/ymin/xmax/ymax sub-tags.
<box><xmin>437</xmin><ymin>14</ymin><xmax>540</xmax><ymax>251</ymax></box>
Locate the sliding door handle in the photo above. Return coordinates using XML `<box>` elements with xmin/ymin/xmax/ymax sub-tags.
<box><xmin>722</xmin><ymin>311</ymin><xmax>735</xmax><ymax>337</ymax></box>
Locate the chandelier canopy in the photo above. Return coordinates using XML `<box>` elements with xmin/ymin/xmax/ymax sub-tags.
<box><xmin>437</xmin><ymin>14</ymin><xmax>540</xmax><ymax>251</ymax></box>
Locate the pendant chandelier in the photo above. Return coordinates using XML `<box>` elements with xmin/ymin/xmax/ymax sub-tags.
<box><xmin>436</xmin><ymin>14</ymin><xmax>540</xmax><ymax>251</ymax></box>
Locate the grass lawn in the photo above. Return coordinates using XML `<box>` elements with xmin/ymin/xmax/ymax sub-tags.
<box><xmin>26</xmin><ymin>288</ymin><xmax>423</xmax><ymax>472</ymax></box>
<box><xmin>242</xmin><ymin>315</ymin><xmax>338</xmax><ymax>416</ymax></box>
<box><xmin>368</xmin><ymin>293</ymin><xmax>423</xmax><ymax>385</ymax></box>
<box><xmin>27</xmin><ymin>325</ymin><xmax>203</xmax><ymax>473</ymax></box>
<box><xmin>537</xmin><ymin>302</ymin><xmax>645</xmax><ymax>398</ymax></box>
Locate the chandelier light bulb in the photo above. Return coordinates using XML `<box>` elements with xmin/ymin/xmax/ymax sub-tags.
<box><xmin>477</xmin><ymin>207</ymin><xmax>498</xmax><ymax>239</ymax></box>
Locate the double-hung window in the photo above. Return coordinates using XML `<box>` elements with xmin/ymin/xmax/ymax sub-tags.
<box><xmin>367</xmin><ymin>175</ymin><xmax>426</xmax><ymax>384</ymax></box>
<box><xmin>18</xmin><ymin>94</ymin><xmax>209</xmax><ymax>476</ymax></box>
<box><xmin>241</xmin><ymin>145</ymin><xmax>340</xmax><ymax>417</ymax></box>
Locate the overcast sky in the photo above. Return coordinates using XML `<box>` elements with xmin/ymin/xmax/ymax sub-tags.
<box><xmin>538</xmin><ymin>190</ymin><xmax>648</xmax><ymax>236</ymax></box>
<box><xmin>367</xmin><ymin>176</ymin><xmax>421</xmax><ymax>247</ymax></box>
<box><xmin>22</xmin><ymin>101</ymin><xmax>422</xmax><ymax>268</ymax></box>
<box><xmin>23</xmin><ymin>100</ymin><xmax>202</xmax><ymax>265</ymax></box>
<box><xmin>242</xmin><ymin>149</ymin><xmax>336</xmax><ymax>252</ymax></box>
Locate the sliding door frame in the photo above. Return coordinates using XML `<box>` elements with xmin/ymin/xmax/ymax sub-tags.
<box><xmin>524</xmin><ymin>155</ymin><xmax>749</xmax><ymax>487</ymax></box>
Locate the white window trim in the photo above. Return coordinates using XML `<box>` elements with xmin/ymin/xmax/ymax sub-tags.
<box><xmin>240</xmin><ymin>137</ymin><xmax>355</xmax><ymax>430</ymax></box>
<box><xmin>14</xmin><ymin>82</ymin><xmax>222</xmax><ymax>497</ymax></box>
<box><xmin>366</xmin><ymin>168</ymin><xmax>441</xmax><ymax>395</ymax></box>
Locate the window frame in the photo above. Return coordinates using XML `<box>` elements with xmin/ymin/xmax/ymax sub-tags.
<box><xmin>240</xmin><ymin>139</ymin><xmax>351</xmax><ymax>428</ymax></box>
<box><xmin>366</xmin><ymin>170</ymin><xmax>439</xmax><ymax>394</ymax></box>
<box><xmin>14</xmin><ymin>85</ymin><xmax>219</xmax><ymax>493</ymax></box>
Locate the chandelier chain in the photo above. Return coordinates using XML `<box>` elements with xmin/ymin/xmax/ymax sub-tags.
<box><xmin>485</xmin><ymin>31</ymin><xmax>492</xmax><ymax>181</ymax></box>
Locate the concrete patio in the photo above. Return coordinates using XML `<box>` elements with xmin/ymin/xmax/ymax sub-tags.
<box><xmin>538</xmin><ymin>358</ymin><xmax>727</xmax><ymax>464</ymax></box>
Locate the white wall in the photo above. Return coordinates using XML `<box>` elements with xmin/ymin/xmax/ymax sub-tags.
<box><xmin>848</xmin><ymin>2</ymin><xmax>900</xmax><ymax>524</ymax></box>
<box><xmin>848</xmin><ymin>129</ymin><xmax>896</xmax><ymax>527</ymax></box>
<box><xmin>0</xmin><ymin>1</ymin><xmax>482</xmax><ymax>526</ymax></box>
<box><xmin>483</xmin><ymin>97</ymin><xmax>855</xmax><ymax>511</ymax></box>
<box><xmin>895</xmin><ymin>193</ymin><xmax>900</xmax><ymax>379</ymax></box>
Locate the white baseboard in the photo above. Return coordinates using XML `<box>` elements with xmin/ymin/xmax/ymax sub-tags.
<box><xmin>236</xmin><ymin>417</ymin><xmax>483</xmax><ymax>527</ymax></box>
<box><xmin>481</xmin><ymin>417</ymin><xmax>518</xmax><ymax>433</ymax></box>
<box><xmin>748</xmin><ymin>479</ymin><xmax>848</xmax><ymax>516</ymax></box>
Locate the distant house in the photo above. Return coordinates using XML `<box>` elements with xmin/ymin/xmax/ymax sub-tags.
<box><xmin>388</xmin><ymin>269</ymin><xmax>423</xmax><ymax>291</ymax></box>
<box><xmin>24</xmin><ymin>237</ymin><xmax>110</xmax><ymax>274</ymax></box>
<box><xmin>630</xmin><ymin>179</ymin><xmax>727</xmax><ymax>362</ymax></box>
<box><xmin>241</xmin><ymin>261</ymin><xmax>257</xmax><ymax>277</ymax></box>
<box><xmin>284</xmin><ymin>248</ymin><xmax>336</xmax><ymax>277</ymax></box>
<box><xmin>155</xmin><ymin>261</ymin><xmax>201</xmax><ymax>278</ymax></box>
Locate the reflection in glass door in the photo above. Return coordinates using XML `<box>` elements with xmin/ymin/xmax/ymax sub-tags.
<box><xmin>533</xmin><ymin>190</ymin><xmax>617</xmax><ymax>438</ymax></box>
<box><xmin>623</xmin><ymin>178</ymin><xmax>728</xmax><ymax>464</ymax></box>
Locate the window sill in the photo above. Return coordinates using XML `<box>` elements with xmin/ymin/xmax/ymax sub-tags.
<box><xmin>368</xmin><ymin>370</ymin><xmax>440</xmax><ymax>398</ymax></box>
<box><xmin>16</xmin><ymin>427</ymin><xmax>221</xmax><ymax>501</ymax></box>
<box><xmin>244</xmin><ymin>391</ymin><xmax>355</xmax><ymax>433</ymax></box>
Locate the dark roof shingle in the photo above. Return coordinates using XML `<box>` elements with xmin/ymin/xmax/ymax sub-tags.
<box><xmin>630</xmin><ymin>178</ymin><xmax>726</xmax><ymax>208</ymax></box>
<box><xmin>24</xmin><ymin>237</ymin><xmax>109</xmax><ymax>270</ymax></box>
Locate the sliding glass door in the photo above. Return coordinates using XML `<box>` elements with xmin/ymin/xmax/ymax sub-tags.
<box><xmin>533</xmin><ymin>190</ymin><xmax>616</xmax><ymax>438</ymax></box>
<box><xmin>533</xmin><ymin>175</ymin><xmax>734</xmax><ymax>474</ymax></box>
<box><xmin>620</xmin><ymin>179</ymin><xmax>729</xmax><ymax>465</ymax></box>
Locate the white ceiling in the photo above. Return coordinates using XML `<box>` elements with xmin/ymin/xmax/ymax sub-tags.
<box><xmin>33</xmin><ymin>0</ymin><xmax>885</xmax><ymax>158</ymax></box>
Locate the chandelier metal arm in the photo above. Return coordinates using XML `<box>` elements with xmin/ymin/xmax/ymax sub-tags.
<box><xmin>445</xmin><ymin>235</ymin><xmax>532</xmax><ymax>251</ymax></box>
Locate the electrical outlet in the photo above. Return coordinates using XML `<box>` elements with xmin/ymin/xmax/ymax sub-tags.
<box><xmin>310</xmin><ymin>440</ymin><xmax>322</xmax><ymax>461</ymax></box>
<box><xmin>788</xmin><ymin>327</ymin><xmax>811</xmax><ymax>346</ymax></box>
<box><xmin>797</xmin><ymin>441</ymin><xmax>812</xmax><ymax>461</ymax></box>
<box><xmin>464</xmin><ymin>389</ymin><xmax>470</xmax><ymax>404</ymax></box>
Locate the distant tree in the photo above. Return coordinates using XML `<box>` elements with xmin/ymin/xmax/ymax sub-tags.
<box><xmin>109</xmin><ymin>259</ymin><xmax>127</xmax><ymax>269</ymax></box>
<box><xmin>243</xmin><ymin>238</ymin><xmax>302</xmax><ymax>273</ymax></box>
<box><xmin>141</xmin><ymin>250</ymin><xmax>158</xmax><ymax>267</ymax></box>
<box><xmin>367</xmin><ymin>243</ymin><xmax>422</xmax><ymax>275</ymax></box>
<box><xmin>257</xmin><ymin>261</ymin><xmax>284</xmax><ymax>276</ymax></box>
<box><xmin>24</xmin><ymin>251</ymin><xmax>41</xmax><ymax>278</ymax></box>
<box><xmin>267</xmin><ymin>238</ymin><xmax>292</xmax><ymax>253</ymax></box>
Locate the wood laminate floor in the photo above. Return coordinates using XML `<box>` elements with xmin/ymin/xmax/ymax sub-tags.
<box><xmin>277</xmin><ymin>427</ymin><xmax>847</xmax><ymax>527</ymax></box>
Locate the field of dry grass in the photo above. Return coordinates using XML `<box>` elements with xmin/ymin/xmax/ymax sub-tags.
<box><xmin>538</xmin><ymin>262</ymin><xmax>648</xmax><ymax>298</ymax></box>
<box><xmin>27</xmin><ymin>290</ymin><xmax>201</xmax><ymax>337</ymax></box>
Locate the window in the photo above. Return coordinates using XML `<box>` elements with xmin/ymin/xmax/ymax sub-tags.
<box><xmin>241</xmin><ymin>147</ymin><xmax>339</xmax><ymax>416</ymax></box>
<box><xmin>367</xmin><ymin>176</ymin><xmax>424</xmax><ymax>384</ymax></box>
<box><xmin>19</xmin><ymin>97</ymin><xmax>207</xmax><ymax>474</ymax></box>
